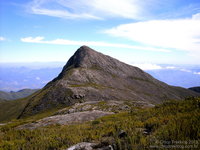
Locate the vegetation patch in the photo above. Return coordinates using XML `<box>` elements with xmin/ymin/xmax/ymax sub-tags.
<box><xmin>0</xmin><ymin>98</ymin><xmax>28</xmax><ymax>122</ymax></box>
<box><xmin>0</xmin><ymin>97</ymin><xmax>199</xmax><ymax>149</ymax></box>
<box><xmin>69</xmin><ymin>83</ymin><xmax>112</xmax><ymax>89</ymax></box>
<box><xmin>129</xmin><ymin>76</ymin><xmax>156</xmax><ymax>85</ymax></box>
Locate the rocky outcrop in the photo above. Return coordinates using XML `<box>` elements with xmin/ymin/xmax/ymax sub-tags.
<box><xmin>67</xmin><ymin>142</ymin><xmax>114</xmax><ymax>150</ymax></box>
<box><xmin>54</xmin><ymin>100</ymin><xmax>153</xmax><ymax>116</ymax></box>
<box><xmin>17</xmin><ymin>110</ymin><xmax>113</xmax><ymax>129</ymax></box>
<box><xmin>67</xmin><ymin>142</ymin><xmax>96</xmax><ymax>150</ymax></box>
<box><xmin>19</xmin><ymin>46</ymin><xmax>200</xmax><ymax>118</ymax></box>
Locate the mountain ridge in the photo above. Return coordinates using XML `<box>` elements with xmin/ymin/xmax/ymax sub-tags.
<box><xmin>0</xmin><ymin>89</ymin><xmax>39</xmax><ymax>100</ymax></box>
<box><xmin>19</xmin><ymin>46</ymin><xmax>199</xmax><ymax>118</ymax></box>
<box><xmin>189</xmin><ymin>86</ymin><xmax>200</xmax><ymax>93</ymax></box>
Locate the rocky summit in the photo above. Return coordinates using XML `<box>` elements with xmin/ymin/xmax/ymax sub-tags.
<box><xmin>19</xmin><ymin>46</ymin><xmax>199</xmax><ymax>117</ymax></box>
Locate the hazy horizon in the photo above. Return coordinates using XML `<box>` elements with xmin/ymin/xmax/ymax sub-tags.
<box><xmin>0</xmin><ymin>0</ymin><xmax>200</xmax><ymax>90</ymax></box>
<box><xmin>0</xmin><ymin>62</ymin><xmax>199</xmax><ymax>91</ymax></box>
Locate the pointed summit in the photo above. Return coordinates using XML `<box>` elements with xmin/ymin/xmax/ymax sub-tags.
<box><xmin>19</xmin><ymin>46</ymin><xmax>199</xmax><ymax>118</ymax></box>
<box><xmin>60</xmin><ymin>45</ymin><xmax>145</xmax><ymax>79</ymax></box>
<box><xmin>73</xmin><ymin>45</ymin><xmax>96</xmax><ymax>60</ymax></box>
<box><xmin>78</xmin><ymin>45</ymin><xmax>94</xmax><ymax>52</ymax></box>
<box><xmin>57</xmin><ymin>46</ymin><xmax>105</xmax><ymax>80</ymax></box>
<box><xmin>64</xmin><ymin>45</ymin><xmax>99</xmax><ymax>68</ymax></box>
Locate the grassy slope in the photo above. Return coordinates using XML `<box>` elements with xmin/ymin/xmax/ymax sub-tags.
<box><xmin>0</xmin><ymin>88</ymin><xmax>72</xmax><ymax>122</ymax></box>
<box><xmin>0</xmin><ymin>90</ymin><xmax>43</xmax><ymax>122</ymax></box>
<box><xmin>0</xmin><ymin>98</ymin><xmax>28</xmax><ymax>122</ymax></box>
<box><xmin>0</xmin><ymin>97</ymin><xmax>199</xmax><ymax>150</ymax></box>
<box><xmin>0</xmin><ymin>90</ymin><xmax>41</xmax><ymax>122</ymax></box>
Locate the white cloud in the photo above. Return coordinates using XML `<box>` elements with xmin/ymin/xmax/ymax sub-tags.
<box><xmin>105</xmin><ymin>16</ymin><xmax>200</xmax><ymax>58</ymax></box>
<box><xmin>88</xmin><ymin>0</ymin><xmax>140</xmax><ymax>19</ymax></box>
<box><xmin>129</xmin><ymin>64</ymin><xmax>197</xmax><ymax>73</ymax></box>
<box><xmin>20</xmin><ymin>36</ymin><xmax>170</xmax><ymax>52</ymax></box>
<box><xmin>21</xmin><ymin>36</ymin><xmax>44</xmax><ymax>43</ymax></box>
<box><xmin>130</xmin><ymin>63</ymin><xmax>199</xmax><ymax>76</ymax></box>
<box><xmin>26</xmin><ymin>0</ymin><xmax>200</xmax><ymax>20</ymax></box>
<box><xmin>165</xmin><ymin>66</ymin><xmax>176</xmax><ymax>69</ymax></box>
<box><xmin>36</xmin><ymin>77</ymin><xmax>40</xmax><ymax>80</ymax></box>
<box><xmin>0</xmin><ymin>37</ymin><xmax>6</xmax><ymax>41</ymax></box>
<box><xmin>192</xmin><ymin>13</ymin><xmax>200</xmax><ymax>20</ymax></box>
<box><xmin>27</xmin><ymin>0</ymin><xmax>141</xmax><ymax>20</ymax></box>
<box><xmin>179</xmin><ymin>69</ymin><xmax>192</xmax><ymax>73</ymax></box>
<box><xmin>164</xmin><ymin>67</ymin><xmax>195</xmax><ymax>73</ymax></box>
<box><xmin>131</xmin><ymin>63</ymin><xmax>163</xmax><ymax>70</ymax></box>
<box><xmin>31</xmin><ymin>5</ymin><xmax>101</xmax><ymax>20</ymax></box>
<box><xmin>194</xmin><ymin>72</ymin><xmax>200</xmax><ymax>75</ymax></box>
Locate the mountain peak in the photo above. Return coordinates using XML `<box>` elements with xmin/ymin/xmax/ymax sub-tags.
<box><xmin>78</xmin><ymin>45</ymin><xmax>94</xmax><ymax>52</ymax></box>
<box><xmin>19</xmin><ymin>46</ymin><xmax>199</xmax><ymax>117</ymax></box>
<box><xmin>76</xmin><ymin>45</ymin><xmax>98</xmax><ymax>56</ymax></box>
<box><xmin>62</xmin><ymin>46</ymin><xmax>104</xmax><ymax>72</ymax></box>
<box><xmin>67</xmin><ymin>46</ymin><xmax>96</xmax><ymax>67</ymax></box>
<box><xmin>55</xmin><ymin>45</ymin><xmax>101</xmax><ymax>79</ymax></box>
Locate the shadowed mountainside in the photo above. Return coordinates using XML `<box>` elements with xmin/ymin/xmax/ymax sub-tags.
<box><xmin>18</xmin><ymin>46</ymin><xmax>199</xmax><ymax>118</ymax></box>
<box><xmin>189</xmin><ymin>86</ymin><xmax>200</xmax><ymax>93</ymax></box>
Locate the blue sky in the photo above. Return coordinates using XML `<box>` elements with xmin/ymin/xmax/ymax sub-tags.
<box><xmin>0</xmin><ymin>0</ymin><xmax>200</xmax><ymax>67</ymax></box>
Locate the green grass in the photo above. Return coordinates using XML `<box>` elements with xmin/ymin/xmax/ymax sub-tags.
<box><xmin>69</xmin><ymin>83</ymin><xmax>113</xmax><ymax>90</ymax></box>
<box><xmin>0</xmin><ymin>98</ymin><xmax>28</xmax><ymax>122</ymax></box>
<box><xmin>90</xmin><ymin>65</ymin><xmax>102</xmax><ymax>71</ymax></box>
<box><xmin>129</xmin><ymin>77</ymin><xmax>155</xmax><ymax>85</ymax></box>
<box><xmin>17</xmin><ymin>85</ymin><xmax>75</xmax><ymax>118</ymax></box>
<box><xmin>0</xmin><ymin>89</ymin><xmax>68</xmax><ymax>122</ymax></box>
<box><xmin>0</xmin><ymin>97</ymin><xmax>199</xmax><ymax>150</ymax></box>
<box><xmin>0</xmin><ymin>90</ymin><xmax>45</xmax><ymax>122</ymax></box>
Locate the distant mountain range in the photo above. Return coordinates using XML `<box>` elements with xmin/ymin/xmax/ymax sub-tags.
<box><xmin>0</xmin><ymin>89</ymin><xmax>39</xmax><ymax>100</ymax></box>
<box><xmin>0</xmin><ymin>67</ymin><xmax>62</xmax><ymax>91</ymax></box>
<box><xmin>0</xmin><ymin>63</ymin><xmax>199</xmax><ymax>92</ymax></box>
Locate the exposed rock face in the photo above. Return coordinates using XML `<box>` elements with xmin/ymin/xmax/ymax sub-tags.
<box><xmin>67</xmin><ymin>142</ymin><xmax>96</xmax><ymax>150</ymax></box>
<box><xmin>67</xmin><ymin>142</ymin><xmax>114</xmax><ymax>150</ymax></box>
<box><xmin>19</xmin><ymin>46</ymin><xmax>199</xmax><ymax>117</ymax></box>
<box><xmin>17</xmin><ymin>110</ymin><xmax>113</xmax><ymax>129</ymax></box>
<box><xmin>54</xmin><ymin>100</ymin><xmax>153</xmax><ymax>116</ymax></box>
